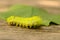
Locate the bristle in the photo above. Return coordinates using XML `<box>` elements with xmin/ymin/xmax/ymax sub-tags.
<box><xmin>28</xmin><ymin>25</ymin><xmax>30</xmax><ymax>28</ymax></box>
<box><xmin>10</xmin><ymin>22</ymin><xmax>13</xmax><ymax>25</ymax></box>
<box><xmin>16</xmin><ymin>23</ymin><xmax>18</xmax><ymax>26</ymax></box>
<box><xmin>20</xmin><ymin>24</ymin><xmax>23</xmax><ymax>27</ymax></box>
<box><xmin>10</xmin><ymin>22</ymin><xmax>16</xmax><ymax>26</ymax></box>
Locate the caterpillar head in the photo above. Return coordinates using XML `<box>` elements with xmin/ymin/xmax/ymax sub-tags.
<box><xmin>6</xmin><ymin>16</ymin><xmax>15</xmax><ymax>25</ymax></box>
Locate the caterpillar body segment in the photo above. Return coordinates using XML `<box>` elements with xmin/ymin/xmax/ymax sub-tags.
<box><xmin>6</xmin><ymin>16</ymin><xmax>43</xmax><ymax>29</ymax></box>
<box><xmin>13</xmin><ymin>16</ymin><xmax>21</xmax><ymax>26</ymax></box>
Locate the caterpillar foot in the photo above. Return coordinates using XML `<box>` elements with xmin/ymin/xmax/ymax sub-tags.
<box><xmin>9</xmin><ymin>22</ymin><xmax>16</xmax><ymax>26</ymax></box>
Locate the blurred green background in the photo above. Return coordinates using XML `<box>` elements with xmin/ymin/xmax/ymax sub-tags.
<box><xmin>0</xmin><ymin>0</ymin><xmax>60</xmax><ymax>14</ymax></box>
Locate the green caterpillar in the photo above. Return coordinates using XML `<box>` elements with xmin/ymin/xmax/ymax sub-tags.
<box><xmin>6</xmin><ymin>16</ymin><xmax>43</xmax><ymax>29</ymax></box>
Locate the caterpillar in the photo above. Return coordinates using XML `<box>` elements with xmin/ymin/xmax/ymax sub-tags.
<box><xmin>6</xmin><ymin>16</ymin><xmax>42</xmax><ymax>29</ymax></box>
